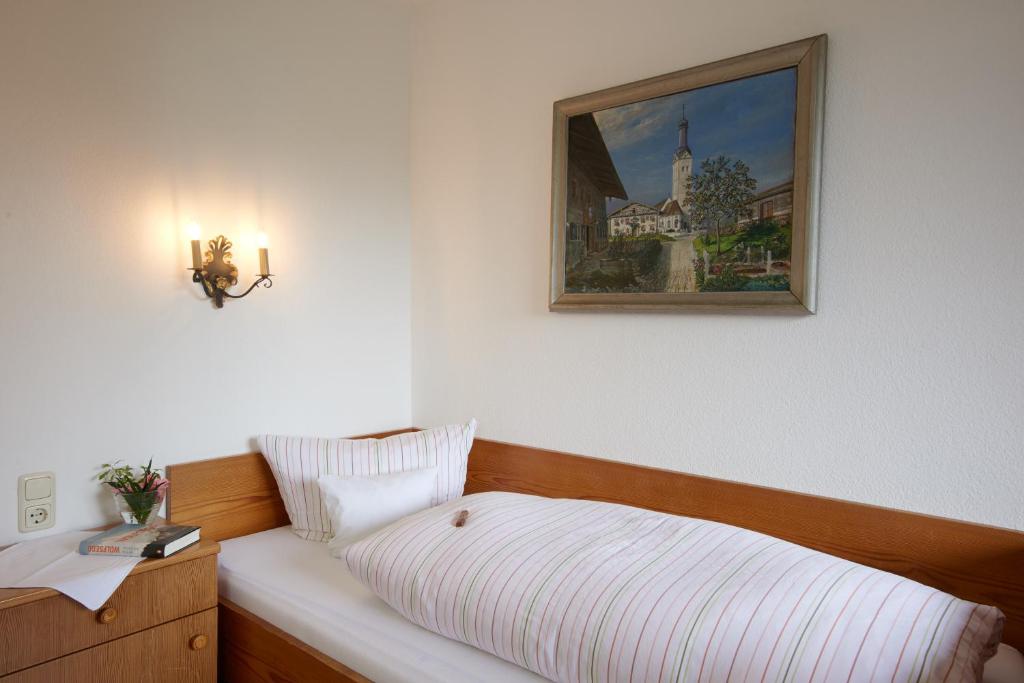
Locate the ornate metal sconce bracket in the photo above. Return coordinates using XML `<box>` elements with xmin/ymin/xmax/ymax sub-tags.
<box><xmin>190</xmin><ymin>235</ymin><xmax>273</xmax><ymax>308</ymax></box>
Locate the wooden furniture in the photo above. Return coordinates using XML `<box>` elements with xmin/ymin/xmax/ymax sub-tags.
<box><xmin>218</xmin><ymin>598</ymin><xmax>370</xmax><ymax>683</ymax></box>
<box><xmin>167</xmin><ymin>431</ymin><xmax>1024</xmax><ymax>683</ymax></box>
<box><xmin>0</xmin><ymin>539</ymin><xmax>220</xmax><ymax>682</ymax></box>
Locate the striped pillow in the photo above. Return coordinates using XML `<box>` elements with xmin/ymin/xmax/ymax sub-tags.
<box><xmin>258</xmin><ymin>420</ymin><xmax>477</xmax><ymax>542</ymax></box>
<box><xmin>345</xmin><ymin>492</ymin><xmax>1004</xmax><ymax>683</ymax></box>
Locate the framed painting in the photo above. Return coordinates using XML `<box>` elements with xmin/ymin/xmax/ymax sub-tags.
<box><xmin>549</xmin><ymin>35</ymin><xmax>826</xmax><ymax>312</ymax></box>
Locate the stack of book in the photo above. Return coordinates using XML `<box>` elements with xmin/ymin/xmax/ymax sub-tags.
<box><xmin>79</xmin><ymin>523</ymin><xmax>201</xmax><ymax>558</ymax></box>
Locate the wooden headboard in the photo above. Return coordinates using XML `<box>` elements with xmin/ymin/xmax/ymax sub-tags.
<box><xmin>167</xmin><ymin>430</ymin><xmax>1024</xmax><ymax>649</ymax></box>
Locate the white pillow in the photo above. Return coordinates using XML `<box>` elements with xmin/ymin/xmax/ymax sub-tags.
<box><xmin>318</xmin><ymin>468</ymin><xmax>438</xmax><ymax>556</ymax></box>
<box><xmin>258</xmin><ymin>420</ymin><xmax>477</xmax><ymax>542</ymax></box>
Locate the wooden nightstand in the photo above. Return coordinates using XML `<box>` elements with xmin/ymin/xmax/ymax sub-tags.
<box><xmin>0</xmin><ymin>539</ymin><xmax>219</xmax><ymax>682</ymax></box>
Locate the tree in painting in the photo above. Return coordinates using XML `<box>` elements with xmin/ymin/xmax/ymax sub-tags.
<box><xmin>685</xmin><ymin>156</ymin><xmax>757</xmax><ymax>256</ymax></box>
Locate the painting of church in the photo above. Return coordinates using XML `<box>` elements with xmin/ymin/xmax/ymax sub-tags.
<box><xmin>558</xmin><ymin>65</ymin><xmax>799</xmax><ymax>297</ymax></box>
<box><xmin>551</xmin><ymin>37</ymin><xmax>824</xmax><ymax>310</ymax></box>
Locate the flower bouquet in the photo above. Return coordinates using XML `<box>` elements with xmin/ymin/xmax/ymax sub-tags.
<box><xmin>97</xmin><ymin>459</ymin><xmax>168</xmax><ymax>526</ymax></box>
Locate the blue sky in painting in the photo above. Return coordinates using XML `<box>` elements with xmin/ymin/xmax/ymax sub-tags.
<box><xmin>594</xmin><ymin>68</ymin><xmax>796</xmax><ymax>212</ymax></box>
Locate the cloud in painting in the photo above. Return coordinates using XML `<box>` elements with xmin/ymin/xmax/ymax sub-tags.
<box><xmin>593</xmin><ymin>98</ymin><xmax>678</xmax><ymax>149</ymax></box>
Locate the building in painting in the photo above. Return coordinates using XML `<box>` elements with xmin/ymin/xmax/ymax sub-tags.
<box><xmin>565</xmin><ymin>113</ymin><xmax>627</xmax><ymax>267</ymax></box>
<box><xmin>738</xmin><ymin>180</ymin><xmax>794</xmax><ymax>226</ymax></box>
<box><xmin>609</xmin><ymin>198</ymin><xmax>690</xmax><ymax>236</ymax></box>
<box><xmin>608</xmin><ymin>202</ymin><xmax>660</xmax><ymax>236</ymax></box>
<box><xmin>671</xmin><ymin>108</ymin><xmax>693</xmax><ymax>213</ymax></box>
<box><xmin>656</xmin><ymin>198</ymin><xmax>687</xmax><ymax>233</ymax></box>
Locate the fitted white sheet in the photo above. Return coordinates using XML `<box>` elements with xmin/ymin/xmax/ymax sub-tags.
<box><xmin>219</xmin><ymin>526</ymin><xmax>542</xmax><ymax>682</ymax></box>
<box><xmin>220</xmin><ymin>526</ymin><xmax>1024</xmax><ymax>683</ymax></box>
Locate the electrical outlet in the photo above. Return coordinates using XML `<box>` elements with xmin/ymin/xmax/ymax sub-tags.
<box><xmin>24</xmin><ymin>504</ymin><xmax>52</xmax><ymax>528</ymax></box>
<box><xmin>18</xmin><ymin>472</ymin><xmax>55</xmax><ymax>532</ymax></box>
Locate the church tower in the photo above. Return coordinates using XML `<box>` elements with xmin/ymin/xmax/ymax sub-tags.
<box><xmin>671</xmin><ymin>107</ymin><xmax>693</xmax><ymax>214</ymax></box>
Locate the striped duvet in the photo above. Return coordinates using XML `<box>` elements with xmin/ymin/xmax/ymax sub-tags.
<box><xmin>344</xmin><ymin>492</ymin><xmax>1003</xmax><ymax>683</ymax></box>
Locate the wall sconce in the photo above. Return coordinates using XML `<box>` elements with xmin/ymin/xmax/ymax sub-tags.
<box><xmin>187</xmin><ymin>222</ymin><xmax>273</xmax><ymax>309</ymax></box>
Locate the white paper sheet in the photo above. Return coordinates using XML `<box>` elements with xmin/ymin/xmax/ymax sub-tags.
<box><xmin>0</xmin><ymin>531</ymin><xmax>143</xmax><ymax>610</ymax></box>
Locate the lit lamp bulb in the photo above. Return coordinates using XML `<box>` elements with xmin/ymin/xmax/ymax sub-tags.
<box><xmin>187</xmin><ymin>221</ymin><xmax>203</xmax><ymax>270</ymax></box>
<box><xmin>257</xmin><ymin>233</ymin><xmax>270</xmax><ymax>277</ymax></box>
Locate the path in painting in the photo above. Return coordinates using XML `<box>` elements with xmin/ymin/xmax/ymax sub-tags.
<box><xmin>663</xmin><ymin>235</ymin><xmax>697</xmax><ymax>292</ymax></box>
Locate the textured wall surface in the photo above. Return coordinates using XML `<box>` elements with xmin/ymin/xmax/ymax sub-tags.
<box><xmin>0</xmin><ymin>0</ymin><xmax>412</xmax><ymax>543</ymax></box>
<box><xmin>410</xmin><ymin>0</ymin><xmax>1024</xmax><ymax>529</ymax></box>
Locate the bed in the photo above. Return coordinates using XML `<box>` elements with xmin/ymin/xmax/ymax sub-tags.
<box><xmin>219</xmin><ymin>525</ymin><xmax>1024</xmax><ymax>683</ymax></box>
<box><xmin>167</xmin><ymin>430</ymin><xmax>1024</xmax><ymax>682</ymax></box>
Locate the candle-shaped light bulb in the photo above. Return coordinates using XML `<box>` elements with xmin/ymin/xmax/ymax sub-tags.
<box><xmin>257</xmin><ymin>232</ymin><xmax>270</xmax><ymax>276</ymax></box>
<box><xmin>187</xmin><ymin>221</ymin><xmax>202</xmax><ymax>269</ymax></box>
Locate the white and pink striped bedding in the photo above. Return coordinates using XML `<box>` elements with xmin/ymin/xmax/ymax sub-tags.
<box><xmin>344</xmin><ymin>492</ymin><xmax>1004</xmax><ymax>683</ymax></box>
<box><xmin>258</xmin><ymin>420</ymin><xmax>476</xmax><ymax>542</ymax></box>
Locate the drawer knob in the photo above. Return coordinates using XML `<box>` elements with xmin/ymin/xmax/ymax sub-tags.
<box><xmin>97</xmin><ymin>607</ymin><xmax>118</xmax><ymax>624</ymax></box>
<box><xmin>189</xmin><ymin>634</ymin><xmax>209</xmax><ymax>651</ymax></box>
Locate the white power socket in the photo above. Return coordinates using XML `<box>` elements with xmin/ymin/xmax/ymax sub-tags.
<box><xmin>25</xmin><ymin>504</ymin><xmax>52</xmax><ymax>528</ymax></box>
<box><xmin>18</xmin><ymin>472</ymin><xmax>55</xmax><ymax>532</ymax></box>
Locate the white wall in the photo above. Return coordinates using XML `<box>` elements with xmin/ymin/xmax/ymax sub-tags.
<box><xmin>410</xmin><ymin>0</ymin><xmax>1024</xmax><ymax>529</ymax></box>
<box><xmin>0</xmin><ymin>0</ymin><xmax>412</xmax><ymax>543</ymax></box>
<box><xmin>3</xmin><ymin>0</ymin><xmax>1021</xmax><ymax>545</ymax></box>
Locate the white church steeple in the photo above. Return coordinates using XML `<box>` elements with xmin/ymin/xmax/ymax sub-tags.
<box><xmin>671</xmin><ymin>106</ymin><xmax>693</xmax><ymax>214</ymax></box>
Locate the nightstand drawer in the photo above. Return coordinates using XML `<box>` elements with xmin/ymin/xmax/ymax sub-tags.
<box><xmin>3</xmin><ymin>607</ymin><xmax>216</xmax><ymax>682</ymax></box>
<box><xmin>0</xmin><ymin>554</ymin><xmax>216</xmax><ymax>676</ymax></box>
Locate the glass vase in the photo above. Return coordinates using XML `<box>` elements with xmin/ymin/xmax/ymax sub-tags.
<box><xmin>112</xmin><ymin>487</ymin><xmax>166</xmax><ymax>526</ymax></box>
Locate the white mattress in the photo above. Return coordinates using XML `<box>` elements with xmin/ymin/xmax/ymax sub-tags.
<box><xmin>220</xmin><ymin>526</ymin><xmax>1024</xmax><ymax>683</ymax></box>
<box><xmin>219</xmin><ymin>526</ymin><xmax>543</xmax><ymax>682</ymax></box>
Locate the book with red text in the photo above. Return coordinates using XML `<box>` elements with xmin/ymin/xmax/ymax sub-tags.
<box><xmin>78</xmin><ymin>523</ymin><xmax>200</xmax><ymax>558</ymax></box>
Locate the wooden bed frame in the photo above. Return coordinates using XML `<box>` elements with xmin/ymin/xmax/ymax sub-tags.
<box><xmin>167</xmin><ymin>429</ymin><xmax>1024</xmax><ymax>682</ymax></box>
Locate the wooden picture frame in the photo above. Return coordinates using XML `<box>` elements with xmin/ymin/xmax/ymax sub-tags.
<box><xmin>550</xmin><ymin>35</ymin><xmax>826</xmax><ymax>312</ymax></box>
